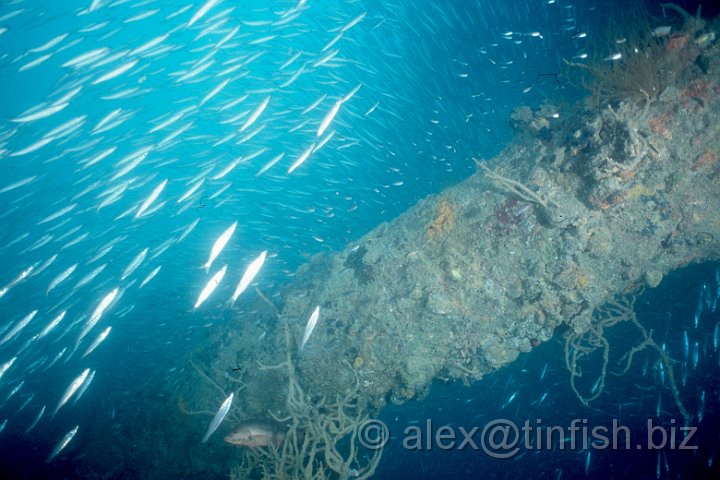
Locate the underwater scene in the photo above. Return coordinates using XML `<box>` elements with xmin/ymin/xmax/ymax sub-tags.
<box><xmin>1</xmin><ymin>0</ymin><xmax>719</xmax><ymax>478</ymax></box>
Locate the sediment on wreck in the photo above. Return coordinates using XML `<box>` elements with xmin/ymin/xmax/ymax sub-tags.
<box><xmin>179</xmin><ymin>15</ymin><xmax>720</xmax><ymax>438</ymax></box>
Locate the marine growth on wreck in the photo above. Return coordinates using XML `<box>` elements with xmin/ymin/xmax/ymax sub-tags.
<box><xmin>172</xmin><ymin>5</ymin><xmax>720</xmax><ymax>479</ymax></box>
<box><xmin>1</xmin><ymin>1</ymin><xmax>719</xmax><ymax>479</ymax></box>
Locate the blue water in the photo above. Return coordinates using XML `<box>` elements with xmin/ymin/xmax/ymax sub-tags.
<box><xmin>0</xmin><ymin>0</ymin><xmax>717</xmax><ymax>478</ymax></box>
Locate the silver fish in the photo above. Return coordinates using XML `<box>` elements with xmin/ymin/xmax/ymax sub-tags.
<box><xmin>25</xmin><ymin>405</ymin><xmax>45</xmax><ymax>433</ymax></box>
<box><xmin>288</xmin><ymin>143</ymin><xmax>315</xmax><ymax>174</ymax></box>
<box><xmin>0</xmin><ymin>264</ymin><xmax>35</xmax><ymax>299</ymax></box>
<box><xmin>29</xmin><ymin>33</ymin><xmax>68</xmax><ymax>53</ymax></box>
<box><xmin>78</xmin><ymin>287</ymin><xmax>119</xmax><ymax>341</ymax></box>
<box><xmin>178</xmin><ymin>218</ymin><xmax>200</xmax><ymax>243</ymax></box>
<box><xmin>92</xmin><ymin>59</ymin><xmax>138</xmax><ymax>85</ymax></box>
<box><xmin>187</xmin><ymin>0</ymin><xmax>221</xmax><ymax>27</ymax></box>
<box><xmin>201</xmin><ymin>392</ymin><xmax>234</xmax><ymax>443</ymax></box>
<box><xmin>0</xmin><ymin>176</ymin><xmax>37</xmax><ymax>194</ymax></box>
<box><xmin>0</xmin><ymin>310</ymin><xmax>37</xmax><ymax>346</ymax></box>
<box><xmin>317</xmin><ymin>99</ymin><xmax>341</xmax><ymax>137</ymax></box>
<box><xmin>82</xmin><ymin>327</ymin><xmax>111</xmax><ymax>357</ymax></box>
<box><xmin>74</xmin><ymin>264</ymin><xmax>106</xmax><ymax>290</ymax></box>
<box><xmin>240</xmin><ymin>96</ymin><xmax>270</xmax><ymax>132</ymax></box>
<box><xmin>135</xmin><ymin>179</ymin><xmax>167</xmax><ymax>218</ymax></box>
<box><xmin>46</xmin><ymin>425</ymin><xmax>79</xmax><ymax>463</ymax></box>
<box><xmin>47</xmin><ymin>264</ymin><xmax>78</xmax><ymax>295</ymax></box>
<box><xmin>0</xmin><ymin>357</ymin><xmax>17</xmax><ymax>381</ymax></box>
<box><xmin>121</xmin><ymin>248</ymin><xmax>148</xmax><ymax>280</ymax></box>
<box><xmin>178</xmin><ymin>179</ymin><xmax>204</xmax><ymax>203</ymax></box>
<box><xmin>204</xmin><ymin>222</ymin><xmax>236</xmax><ymax>272</ymax></box>
<box><xmin>53</xmin><ymin>369</ymin><xmax>90</xmax><ymax>415</ymax></box>
<box><xmin>300</xmin><ymin>306</ymin><xmax>320</xmax><ymax>351</ymax></box>
<box><xmin>12</xmin><ymin>103</ymin><xmax>68</xmax><ymax>123</ymax></box>
<box><xmin>72</xmin><ymin>370</ymin><xmax>96</xmax><ymax>405</ymax></box>
<box><xmin>195</xmin><ymin>265</ymin><xmax>227</xmax><ymax>309</ymax></box>
<box><xmin>231</xmin><ymin>251</ymin><xmax>267</xmax><ymax>303</ymax></box>
<box><xmin>139</xmin><ymin>266</ymin><xmax>161</xmax><ymax>289</ymax></box>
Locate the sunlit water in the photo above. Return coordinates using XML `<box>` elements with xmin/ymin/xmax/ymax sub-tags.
<box><xmin>0</xmin><ymin>0</ymin><xmax>718</xmax><ymax>478</ymax></box>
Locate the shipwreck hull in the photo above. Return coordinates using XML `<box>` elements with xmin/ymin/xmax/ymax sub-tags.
<box><xmin>77</xmin><ymin>30</ymin><xmax>720</xmax><ymax>480</ymax></box>
<box><xmin>280</xmin><ymin>79</ymin><xmax>720</xmax><ymax>407</ymax></box>
<box><xmin>192</xmin><ymin>65</ymin><xmax>720</xmax><ymax>418</ymax></box>
<box><xmin>75</xmin><ymin>73</ymin><xmax>720</xmax><ymax>480</ymax></box>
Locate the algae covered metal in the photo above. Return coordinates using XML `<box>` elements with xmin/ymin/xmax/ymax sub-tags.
<box><xmin>199</xmin><ymin>55</ymin><xmax>720</xmax><ymax>417</ymax></box>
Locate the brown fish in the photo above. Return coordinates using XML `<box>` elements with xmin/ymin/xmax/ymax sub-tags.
<box><xmin>224</xmin><ymin>419</ymin><xmax>286</xmax><ymax>447</ymax></box>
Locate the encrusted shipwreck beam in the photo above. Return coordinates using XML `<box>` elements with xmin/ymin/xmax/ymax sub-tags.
<box><xmin>194</xmin><ymin>49</ymin><xmax>720</xmax><ymax>420</ymax></box>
